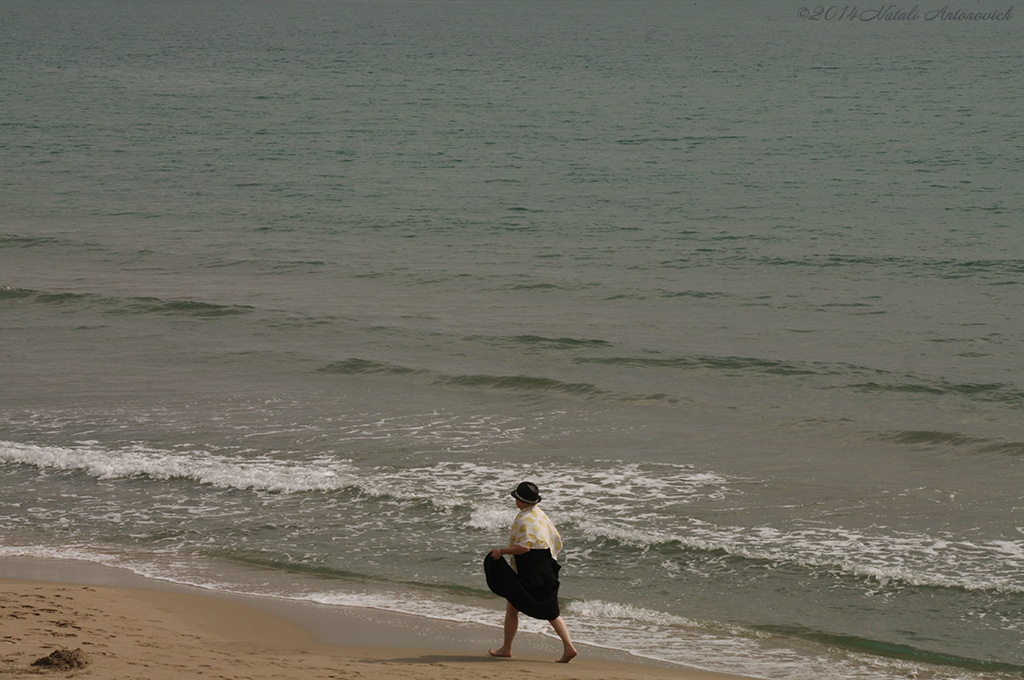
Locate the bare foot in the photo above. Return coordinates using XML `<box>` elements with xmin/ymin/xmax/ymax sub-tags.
<box><xmin>556</xmin><ymin>648</ymin><xmax>578</xmax><ymax>663</ymax></box>
<box><xmin>488</xmin><ymin>649</ymin><xmax>512</xmax><ymax>658</ymax></box>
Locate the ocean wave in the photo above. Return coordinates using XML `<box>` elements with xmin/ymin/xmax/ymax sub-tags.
<box><xmin>119</xmin><ymin>297</ymin><xmax>254</xmax><ymax>317</ymax></box>
<box><xmin>576</xmin><ymin>354</ymin><xmax>828</xmax><ymax>376</ymax></box>
<box><xmin>0</xmin><ymin>442</ymin><xmax>554</xmax><ymax>510</ymax></box>
<box><xmin>310</xmin><ymin>356</ymin><xmax>735</xmax><ymax>404</ymax></box>
<box><xmin>317</xmin><ymin>358</ymin><xmax>424</xmax><ymax>376</ymax></box>
<box><xmin>465</xmin><ymin>334</ymin><xmax>614</xmax><ymax>349</ymax></box>
<box><xmin>879</xmin><ymin>430</ymin><xmax>1024</xmax><ymax>455</ymax></box>
<box><xmin>0</xmin><ymin>443</ymin><xmax>728</xmax><ymax>522</ymax></box>
<box><xmin>6</xmin><ymin>438</ymin><xmax>1022</xmax><ymax>598</ymax></box>
<box><xmin>0</xmin><ymin>286</ymin><xmax>94</xmax><ymax>305</ymax></box>
<box><xmin>572</xmin><ymin>515</ymin><xmax>1024</xmax><ymax>596</ymax></box>
<box><xmin>882</xmin><ymin>430</ymin><xmax>986</xmax><ymax>447</ymax></box>
<box><xmin>315</xmin><ymin>358</ymin><xmax>628</xmax><ymax>399</ymax></box>
<box><xmin>0</xmin><ymin>441</ymin><xmax>357</xmax><ymax>493</ymax></box>
<box><xmin>734</xmin><ymin>254</ymin><xmax>1024</xmax><ymax>280</ymax></box>
<box><xmin>0</xmin><ymin>233</ymin><xmax>104</xmax><ymax>252</ymax></box>
<box><xmin>0</xmin><ymin>285</ymin><xmax>254</xmax><ymax>318</ymax></box>
<box><xmin>312</xmin><ymin>349</ymin><xmax>1024</xmax><ymax>413</ymax></box>
<box><xmin>568</xmin><ymin>598</ymin><xmax>704</xmax><ymax>629</ymax></box>
<box><xmin>507</xmin><ymin>282</ymin><xmax>564</xmax><ymax>291</ymax></box>
<box><xmin>850</xmin><ymin>379</ymin><xmax>1024</xmax><ymax>408</ymax></box>
<box><xmin>435</xmin><ymin>373</ymin><xmax>608</xmax><ymax>397</ymax></box>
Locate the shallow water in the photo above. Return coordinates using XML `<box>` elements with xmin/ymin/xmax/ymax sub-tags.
<box><xmin>2</xmin><ymin>1</ymin><xmax>1023</xmax><ymax>678</ymax></box>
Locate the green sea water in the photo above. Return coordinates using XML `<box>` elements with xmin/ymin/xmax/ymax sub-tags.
<box><xmin>2</xmin><ymin>2</ymin><xmax>1023</xmax><ymax>678</ymax></box>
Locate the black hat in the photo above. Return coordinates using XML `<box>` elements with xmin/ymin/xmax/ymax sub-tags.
<box><xmin>511</xmin><ymin>481</ymin><xmax>541</xmax><ymax>504</ymax></box>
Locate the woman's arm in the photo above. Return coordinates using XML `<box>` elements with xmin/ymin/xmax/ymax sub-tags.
<box><xmin>489</xmin><ymin>545</ymin><xmax>530</xmax><ymax>560</ymax></box>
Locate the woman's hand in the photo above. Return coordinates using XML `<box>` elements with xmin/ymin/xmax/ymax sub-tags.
<box><xmin>489</xmin><ymin>548</ymin><xmax>503</xmax><ymax>560</ymax></box>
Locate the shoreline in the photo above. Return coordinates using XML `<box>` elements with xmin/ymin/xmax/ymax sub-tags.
<box><xmin>0</xmin><ymin>556</ymin><xmax>754</xmax><ymax>680</ymax></box>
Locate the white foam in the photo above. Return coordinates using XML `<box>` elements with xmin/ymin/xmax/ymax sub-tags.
<box><xmin>5</xmin><ymin>439</ymin><xmax>1023</xmax><ymax>597</ymax></box>
<box><xmin>0</xmin><ymin>440</ymin><xmax>358</xmax><ymax>493</ymax></box>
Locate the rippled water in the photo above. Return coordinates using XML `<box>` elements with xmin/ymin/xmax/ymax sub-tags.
<box><xmin>2</xmin><ymin>1</ymin><xmax>1023</xmax><ymax>678</ymax></box>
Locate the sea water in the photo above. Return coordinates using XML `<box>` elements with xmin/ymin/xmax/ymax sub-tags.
<box><xmin>1</xmin><ymin>1</ymin><xmax>1022</xmax><ymax>678</ymax></box>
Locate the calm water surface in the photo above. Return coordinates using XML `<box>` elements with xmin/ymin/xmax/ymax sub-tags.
<box><xmin>2</xmin><ymin>2</ymin><xmax>1023</xmax><ymax>678</ymax></box>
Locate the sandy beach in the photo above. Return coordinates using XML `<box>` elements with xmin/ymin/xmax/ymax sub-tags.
<box><xmin>0</xmin><ymin>561</ymin><xmax>751</xmax><ymax>680</ymax></box>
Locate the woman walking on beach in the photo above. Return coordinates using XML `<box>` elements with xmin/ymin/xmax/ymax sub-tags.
<box><xmin>484</xmin><ymin>481</ymin><xmax>577</xmax><ymax>663</ymax></box>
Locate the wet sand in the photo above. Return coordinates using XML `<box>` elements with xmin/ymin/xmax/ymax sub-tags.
<box><xmin>0</xmin><ymin>558</ymin><xmax>752</xmax><ymax>680</ymax></box>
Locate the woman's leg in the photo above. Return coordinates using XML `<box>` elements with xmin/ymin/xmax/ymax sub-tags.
<box><xmin>549</xmin><ymin>616</ymin><xmax>578</xmax><ymax>663</ymax></box>
<box><xmin>488</xmin><ymin>601</ymin><xmax>519</xmax><ymax>657</ymax></box>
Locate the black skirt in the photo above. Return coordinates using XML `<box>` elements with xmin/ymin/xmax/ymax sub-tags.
<box><xmin>484</xmin><ymin>548</ymin><xmax>561</xmax><ymax>621</ymax></box>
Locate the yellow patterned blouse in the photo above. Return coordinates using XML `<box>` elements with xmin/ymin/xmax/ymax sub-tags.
<box><xmin>509</xmin><ymin>504</ymin><xmax>562</xmax><ymax>561</ymax></box>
